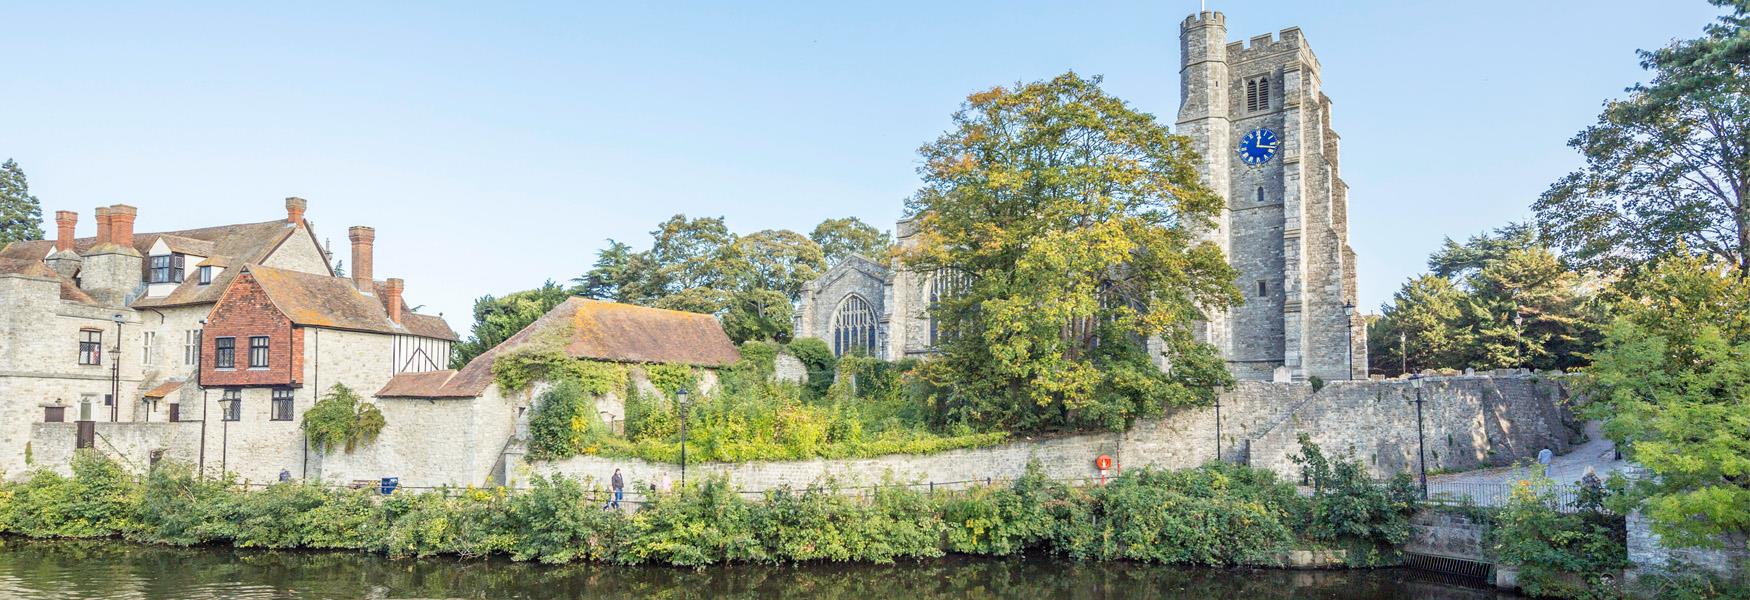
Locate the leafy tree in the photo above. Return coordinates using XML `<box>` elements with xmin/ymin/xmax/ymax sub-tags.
<box><xmin>1368</xmin><ymin>275</ymin><xmax>1473</xmax><ymax>376</ymax></box>
<box><xmin>899</xmin><ymin>72</ymin><xmax>1238</xmax><ymax>432</ymax></box>
<box><xmin>451</xmin><ymin>281</ymin><xmax>574</xmax><ymax>368</ymax></box>
<box><xmin>810</xmin><ymin>217</ymin><xmax>891</xmax><ymax>264</ymax></box>
<box><xmin>0</xmin><ymin>159</ymin><xmax>45</xmax><ymax>246</ymax></box>
<box><xmin>302</xmin><ymin>384</ymin><xmax>386</xmax><ymax>453</ymax></box>
<box><xmin>721</xmin><ymin>288</ymin><xmax>794</xmax><ymax>343</ymax></box>
<box><xmin>1369</xmin><ymin>224</ymin><xmax>1600</xmax><ymax>375</ymax></box>
<box><xmin>645</xmin><ymin>214</ymin><xmax>737</xmax><ymax>299</ymax></box>
<box><xmin>573</xmin><ymin>240</ymin><xmax>647</xmax><ymax>302</ymax></box>
<box><xmin>1533</xmin><ymin>0</ymin><xmax>1750</xmax><ymax>273</ymax></box>
<box><xmin>725</xmin><ymin>229</ymin><xmax>825</xmax><ymax>299</ymax></box>
<box><xmin>1583</xmin><ymin>253</ymin><xmax>1750</xmax><ymax>546</ymax></box>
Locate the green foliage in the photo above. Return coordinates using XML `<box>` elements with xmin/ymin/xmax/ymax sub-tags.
<box><xmin>1489</xmin><ymin>471</ymin><xmax>1628</xmax><ymax>599</ymax></box>
<box><xmin>810</xmin><ymin>216</ymin><xmax>891</xmax><ymax>265</ymax></box>
<box><xmin>301</xmin><ymin>384</ymin><xmax>386</xmax><ymax>454</ymax></box>
<box><xmin>527</xmin><ymin>380</ymin><xmax>613</xmax><ymax>460</ymax></box>
<box><xmin>452</xmin><ymin>281</ymin><xmax>573</xmax><ymax>369</ymax></box>
<box><xmin>900</xmin><ymin>72</ymin><xmax>1238</xmax><ymax>433</ymax></box>
<box><xmin>0</xmin><ymin>158</ymin><xmax>45</xmax><ymax>245</ymax></box>
<box><xmin>1534</xmin><ymin>0</ymin><xmax>1750</xmax><ymax>273</ymax></box>
<box><xmin>0</xmin><ymin>450</ymin><xmax>140</xmax><ymax>538</ymax></box>
<box><xmin>1290</xmin><ymin>434</ymin><xmax>1419</xmax><ymax>551</ymax></box>
<box><xmin>0</xmin><ymin>451</ymin><xmax>1435</xmax><ymax>571</ymax></box>
<box><xmin>1369</xmin><ymin>224</ymin><xmax>1601</xmax><ymax>376</ymax></box>
<box><xmin>786</xmin><ymin>337</ymin><xmax>837</xmax><ymax>399</ymax></box>
<box><xmin>721</xmin><ymin>288</ymin><xmax>794</xmax><ymax>343</ymax></box>
<box><xmin>1582</xmin><ymin>253</ymin><xmax>1750</xmax><ymax>545</ymax></box>
<box><xmin>643</xmin><ymin>363</ymin><xmax>696</xmax><ymax>395</ymax></box>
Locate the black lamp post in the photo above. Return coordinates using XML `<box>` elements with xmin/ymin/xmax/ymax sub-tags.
<box><xmin>1212</xmin><ymin>385</ymin><xmax>1225</xmax><ymax>463</ymax></box>
<box><xmin>1343</xmin><ymin>303</ymin><xmax>1356</xmax><ymax>380</ymax></box>
<box><xmin>1513</xmin><ymin>312</ymin><xmax>1526</xmax><ymax>370</ymax></box>
<box><xmin>1409</xmin><ymin>375</ymin><xmax>1429</xmax><ymax>500</ymax></box>
<box><xmin>676</xmin><ymin>387</ymin><xmax>689</xmax><ymax>488</ymax></box>
<box><xmin>1399</xmin><ymin>331</ymin><xmax>1408</xmax><ymax>377</ymax></box>
<box><xmin>220</xmin><ymin>394</ymin><xmax>238</xmax><ymax>476</ymax></box>
<box><xmin>110</xmin><ymin>313</ymin><xmax>124</xmax><ymax>422</ymax></box>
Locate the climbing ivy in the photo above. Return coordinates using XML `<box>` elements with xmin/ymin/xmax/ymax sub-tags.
<box><xmin>302</xmin><ymin>384</ymin><xmax>386</xmax><ymax>454</ymax></box>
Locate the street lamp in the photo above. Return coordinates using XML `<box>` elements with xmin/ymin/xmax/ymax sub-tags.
<box><xmin>676</xmin><ymin>387</ymin><xmax>689</xmax><ymax>488</ymax></box>
<box><xmin>1513</xmin><ymin>312</ymin><xmax>1526</xmax><ymax>370</ymax></box>
<box><xmin>110</xmin><ymin>313</ymin><xmax>124</xmax><ymax>422</ymax></box>
<box><xmin>1409</xmin><ymin>375</ymin><xmax>1429</xmax><ymax>500</ymax></box>
<box><xmin>1343</xmin><ymin>303</ymin><xmax>1357</xmax><ymax>380</ymax></box>
<box><xmin>219</xmin><ymin>392</ymin><xmax>239</xmax><ymax>476</ymax></box>
<box><xmin>1212</xmin><ymin>385</ymin><xmax>1225</xmax><ymax>463</ymax></box>
<box><xmin>197</xmin><ymin>319</ymin><xmax>208</xmax><ymax>479</ymax></box>
<box><xmin>1399</xmin><ymin>331</ymin><xmax>1408</xmax><ymax>377</ymax></box>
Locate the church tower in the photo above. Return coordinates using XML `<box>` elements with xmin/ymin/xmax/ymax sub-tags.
<box><xmin>1177</xmin><ymin>12</ymin><xmax>1367</xmax><ymax>381</ymax></box>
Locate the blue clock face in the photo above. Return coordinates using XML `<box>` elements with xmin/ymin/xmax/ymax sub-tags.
<box><xmin>1237</xmin><ymin>128</ymin><xmax>1278</xmax><ymax>165</ymax></box>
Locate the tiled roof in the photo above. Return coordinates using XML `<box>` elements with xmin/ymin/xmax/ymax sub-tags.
<box><xmin>369</xmin><ymin>280</ymin><xmax>460</xmax><ymax>341</ymax></box>
<box><xmin>1</xmin><ymin>218</ymin><xmax>320</xmax><ymax>309</ymax></box>
<box><xmin>245</xmin><ymin>265</ymin><xmax>459</xmax><ymax>341</ymax></box>
<box><xmin>376</xmin><ymin>370</ymin><xmax>472</xmax><ymax>398</ymax></box>
<box><xmin>0</xmin><ymin>258</ymin><xmax>98</xmax><ymax>304</ymax></box>
<box><xmin>142</xmin><ymin>380</ymin><xmax>186</xmax><ymax>399</ymax></box>
<box><xmin>441</xmin><ymin>298</ymin><xmax>740</xmax><ymax>397</ymax></box>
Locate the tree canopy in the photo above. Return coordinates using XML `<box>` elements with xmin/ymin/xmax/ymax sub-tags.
<box><xmin>0</xmin><ymin>159</ymin><xmax>45</xmax><ymax>246</ymax></box>
<box><xmin>810</xmin><ymin>217</ymin><xmax>891</xmax><ymax>265</ymax></box>
<box><xmin>450</xmin><ymin>281</ymin><xmax>574</xmax><ymax>368</ymax></box>
<box><xmin>1533</xmin><ymin>0</ymin><xmax>1750</xmax><ymax>273</ymax></box>
<box><xmin>900</xmin><ymin>72</ymin><xmax>1238</xmax><ymax>432</ymax></box>
<box><xmin>1368</xmin><ymin>224</ymin><xmax>1599</xmax><ymax>376</ymax></box>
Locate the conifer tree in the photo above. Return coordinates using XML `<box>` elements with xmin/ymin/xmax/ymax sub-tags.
<box><xmin>0</xmin><ymin>159</ymin><xmax>45</xmax><ymax>246</ymax></box>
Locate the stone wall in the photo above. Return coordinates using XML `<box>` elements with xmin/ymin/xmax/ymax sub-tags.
<box><xmin>523</xmin><ymin>375</ymin><xmax>1575</xmax><ymax>491</ymax></box>
<box><xmin>1405</xmin><ymin>509</ymin><xmax>1490</xmax><ymax>562</ymax></box>
<box><xmin>1626</xmin><ymin>511</ymin><xmax>1750</xmax><ymax>587</ymax></box>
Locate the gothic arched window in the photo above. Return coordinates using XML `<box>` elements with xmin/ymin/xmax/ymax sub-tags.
<box><xmin>832</xmin><ymin>294</ymin><xmax>877</xmax><ymax>356</ymax></box>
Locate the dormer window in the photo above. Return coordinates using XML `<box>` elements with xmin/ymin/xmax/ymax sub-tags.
<box><xmin>1245</xmin><ymin>75</ymin><xmax>1271</xmax><ymax>112</ymax></box>
<box><xmin>148</xmin><ymin>253</ymin><xmax>186</xmax><ymax>284</ymax></box>
<box><xmin>198</xmin><ymin>265</ymin><xmax>213</xmax><ymax>285</ymax></box>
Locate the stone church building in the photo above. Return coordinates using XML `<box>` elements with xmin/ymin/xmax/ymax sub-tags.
<box><xmin>797</xmin><ymin>11</ymin><xmax>1368</xmax><ymax>383</ymax></box>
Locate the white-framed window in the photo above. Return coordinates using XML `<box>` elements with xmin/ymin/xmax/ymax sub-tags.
<box><xmin>142</xmin><ymin>331</ymin><xmax>155</xmax><ymax>366</ymax></box>
<box><xmin>184</xmin><ymin>329</ymin><xmax>201</xmax><ymax>365</ymax></box>
<box><xmin>198</xmin><ymin>265</ymin><xmax>213</xmax><ymax>285</ymax></box>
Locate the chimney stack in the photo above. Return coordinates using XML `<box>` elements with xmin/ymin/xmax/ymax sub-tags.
<box><xmin>348</xmin><ymin>226</ymin><xmax>375</xmax><ymax>292</ymax></box>
<box><xmin>385</xmin><ymin>278</ymin><xmax>405</xmax><ymax>324</ymax></box>
<box><xmin>108</xmin><ymin>204</ymin><xmax>137</xmax><ymax>248</ymax></box>
<box><xmin>55</xmin><ymin>211</ymin><xmax>77</xmax><ymax>252</ymax></box>
<box><xmin>285</xmin><ymin>197</ymin><xmax>307</xmax><ymax>225</ymax></box>
<box><xmin>93</xmin><ymin>206</ymin><xmax>113</xmax><ymax>245</ymax></box>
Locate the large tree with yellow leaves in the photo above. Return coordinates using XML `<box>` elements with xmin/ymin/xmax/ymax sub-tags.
<box><xmin>901</xmin><ymin>73</ymin><xmax>1239</xmax><ymax>432</ymax></box>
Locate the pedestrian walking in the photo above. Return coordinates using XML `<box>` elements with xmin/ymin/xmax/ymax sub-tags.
<box><xmin>1537</xmin><ymin>447</ymin><xmax>1553</xmax><ymax>476</ymax></box>
<box><xmin>610</xmin><ymin>468</ymin><xmax>625</xmax><ymax>509</ymax></box>
<box><xmin>279</xmin><ymin>468</ymin><xmax>291</xmax><ymax>483</ymax></box>
<box><xmin>656</xmin><ymin>471</ymin><xmax>673</xmax><ymax>494</ymax></box>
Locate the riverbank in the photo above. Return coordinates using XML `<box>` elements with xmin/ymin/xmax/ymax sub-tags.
<box><xmin>0</xmin><ymin>445</ymin><xmax>1416</xmax><ymax>569</ymax></box>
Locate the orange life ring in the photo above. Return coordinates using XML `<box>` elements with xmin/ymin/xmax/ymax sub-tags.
<box><xmin>1095</xmin><ymin>454</ymin><xmax>1114</xmax><ymax>470</ymax></box>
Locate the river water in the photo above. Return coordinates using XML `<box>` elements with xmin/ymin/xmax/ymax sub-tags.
<box><xmin>0</xmin><ymin>539</ymin><xmax>1519</xmax><ymax>599</ymax></box>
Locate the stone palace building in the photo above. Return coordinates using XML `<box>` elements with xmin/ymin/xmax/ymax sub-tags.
<box><xmin>797</xmin><ymin>11</ymin><xmax>1368</xmax><ymax>383</ymax></box>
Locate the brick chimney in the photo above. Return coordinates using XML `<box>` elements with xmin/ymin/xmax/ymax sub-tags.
<box><xmin>54</xmin><ymin>211</ymin><xmax>77</xmax><ymax>252</ymax></box>
<box><xmin>348</xmin><ymin>226</ymin><xmax>375</xmax><ymax>292</ymax></box>
<box><xmin>384</xmin><ymin>278</ymin><xmax>405</xmax><ymax>324</ymax></box>
<box><xmin>93</xmin><ymin>206</ymin><xmax>113</xmax><ymax>244</ymax></box>
<box><xmin>285</xmin><ymin>197</ymin><xmax>307</xmax><ymax>224</ymax></box>
<box><xmin>108</xmin><ymin>204</ymin><xmax>137</xmax><ymax>248</ymax></box>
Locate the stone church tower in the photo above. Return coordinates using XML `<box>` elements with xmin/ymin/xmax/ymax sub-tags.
<box><xmin>1178</xmin><ymin>11</ymin><xmax>1366</xmax><ymax>382</ymax></box>
<box><xmin>796</xmin><ymin>11</ymin><xmax>1368</xmax><ymax>382</ymax></box>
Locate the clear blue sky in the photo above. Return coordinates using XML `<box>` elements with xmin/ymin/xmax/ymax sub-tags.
<box><xmin>2</xmin><ymin>1</ymin><xmax>1726</xmax><ymax>326</ymax></box>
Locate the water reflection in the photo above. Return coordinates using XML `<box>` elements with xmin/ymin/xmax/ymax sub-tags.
<box><xmin>0</xmin><ymin>539</ymin><xmax>1518</xmax><ymax>599</ymax></box>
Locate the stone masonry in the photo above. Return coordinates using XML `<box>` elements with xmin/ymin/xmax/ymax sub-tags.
<box><xmin>521</xmin><ymin>375</ymin><xmax>1574</xmax><ymax>493</ymax></box>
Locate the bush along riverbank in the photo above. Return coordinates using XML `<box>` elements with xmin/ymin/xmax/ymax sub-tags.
<box><xmin>0</xmin><ymin>438</ymin><xmax>1416</xmax><ymax>568</ymax></box>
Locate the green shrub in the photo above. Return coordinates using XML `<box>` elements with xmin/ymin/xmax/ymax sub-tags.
<box><xmin>1489</xmin><ymin>470</ymin><xmax>1628</xmax><ymax>599</ymax></box>
<box><xmin>622</xmin><ymin>477</ymin><xmax>766</xmax><ymax>566</ymax></box>
<box><xmin>1291</xmin><ymin>433</ymin><xmax>1419</xmax><ymax>555</ymax></box>
<box><xmin>0</xmin><ymin>450</ymin><xmax>141</xmax><ymax>538</ymax></box>
<box><xmin>506</xmin><ymin>475</ymin><xmax>625</xmax><ymax>563</ymax></box>
<box><xmin>302</xmin><ymin>384</ymin><xmax>386</xmax><ymax>454</ymax></box>
<box><xmin>382</xmin><ymin>487</ymin><xmax>514</xmax><ymax>558</ymax></box>
<box><xmin>132</xmin><ymin>462</ymin><xmax>238</xmax><ymax>546</ymax></box>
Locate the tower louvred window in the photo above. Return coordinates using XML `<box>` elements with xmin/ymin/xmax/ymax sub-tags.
<box><xmin>1246</xmin><ymin>76</ymin><xmax>1270</xmax><ymax>112</ymax></box>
